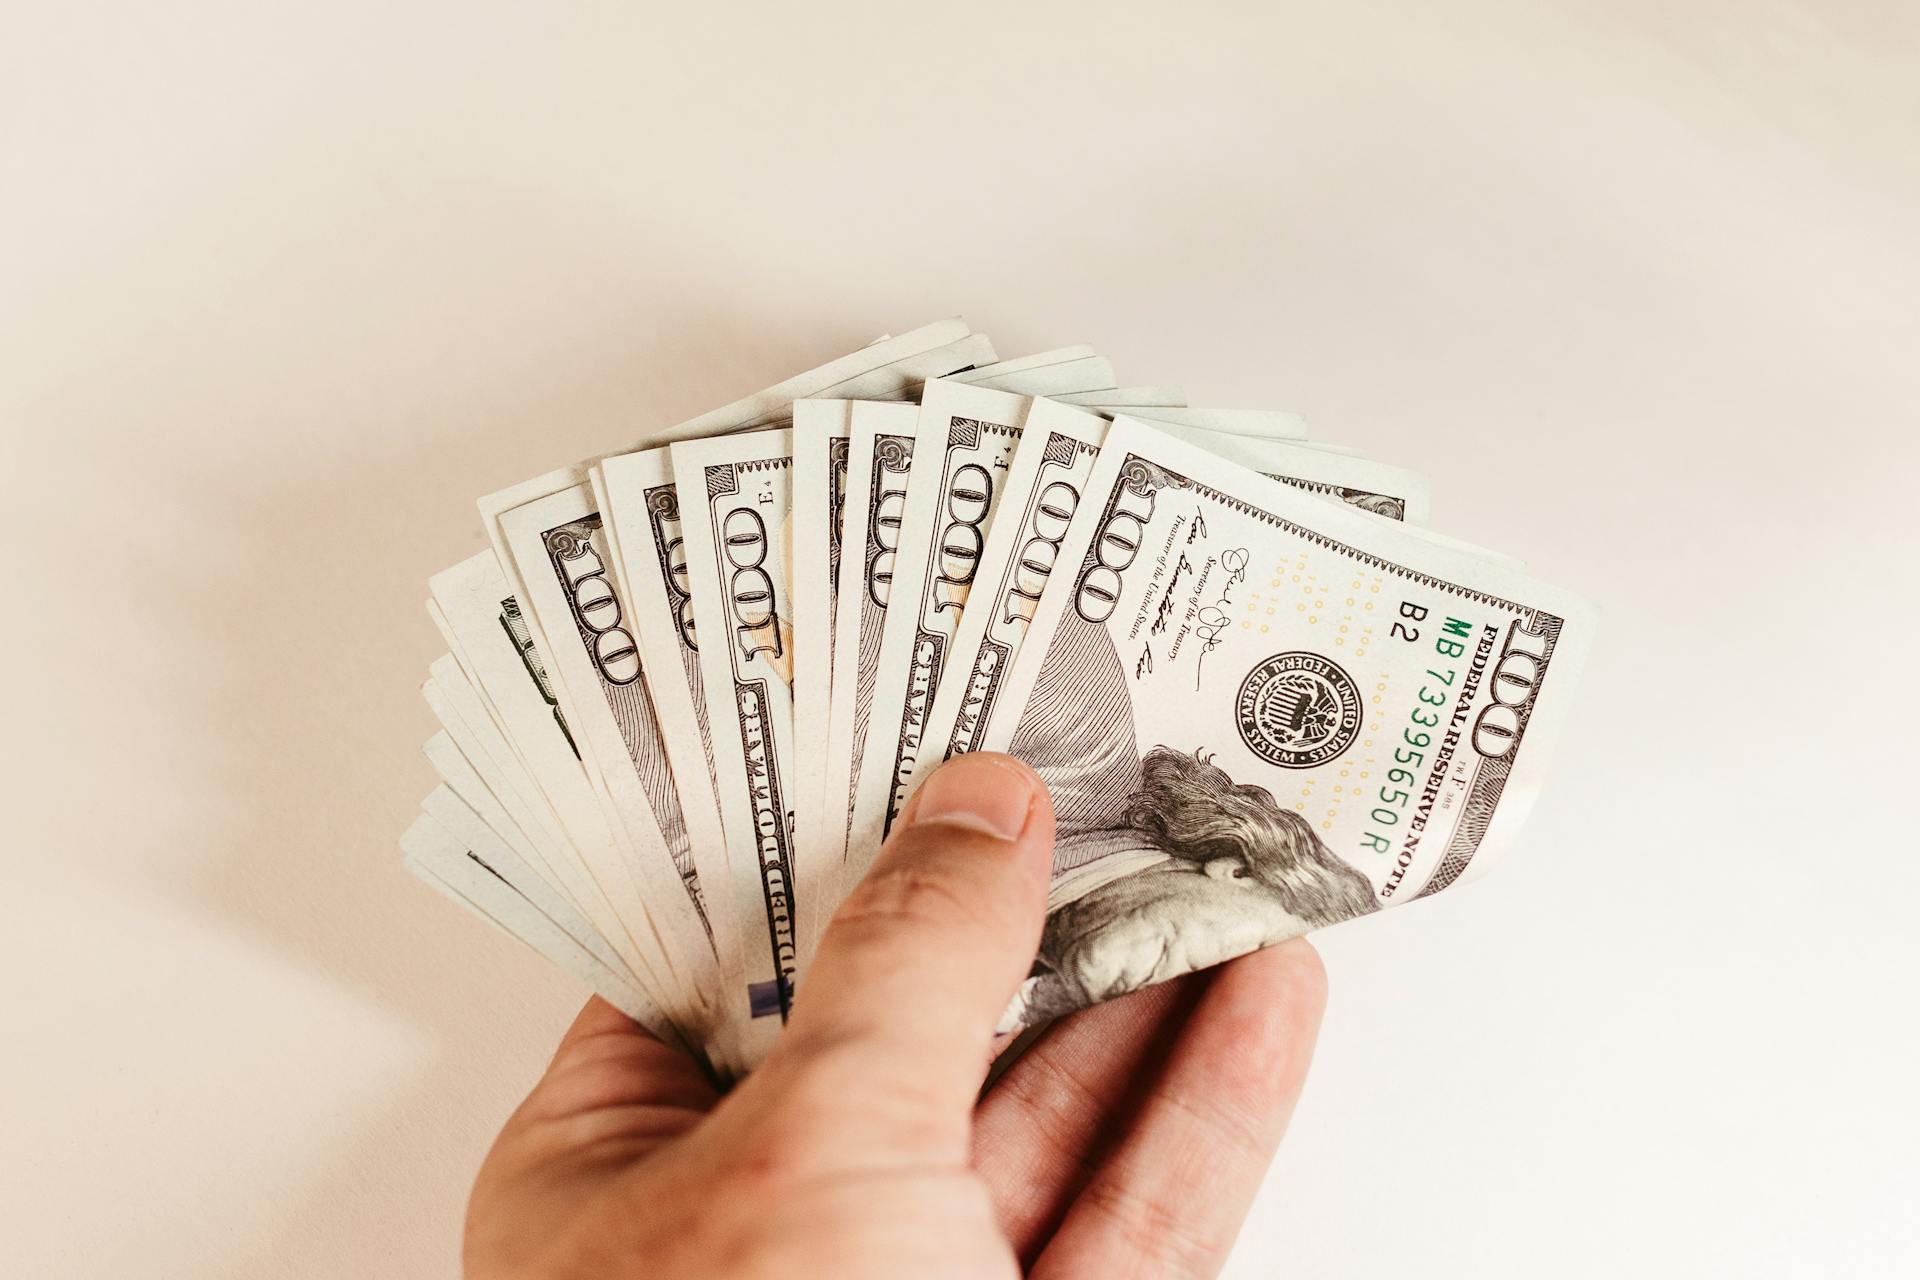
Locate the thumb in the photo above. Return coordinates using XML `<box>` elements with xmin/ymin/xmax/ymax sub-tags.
<box><xmin>764</xmin><ymin>753</ymin><xmax>1054</xmax><ymax>1130</ymax></box>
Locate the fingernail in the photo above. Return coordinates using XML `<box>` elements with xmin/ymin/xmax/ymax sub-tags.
<box><xmin>908</xmin><ymin>754</ymin><xmax>1037</xmax><ymax>842</ymax></box>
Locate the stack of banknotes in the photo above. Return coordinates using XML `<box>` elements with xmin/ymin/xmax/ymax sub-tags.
<box><xmin>404</xmin><ymin>317</ymin><xmax>1593</xmax><ymax>1076</ymax></box>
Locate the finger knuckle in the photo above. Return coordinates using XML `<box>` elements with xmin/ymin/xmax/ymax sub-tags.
<box><xmin>756</xmin><ymin>1043</ymin><xmax>961</xmax><ymax>1156</ymax></box>
<box><xmin>829</xmin><ymin>861</ymin><xmax>988</xmax><ymax>943</ymax></box>
<box><xmin>1079</xmin><ymin>1175</ymin><xmax>1226</xmax><ymax>1278</ymax></box>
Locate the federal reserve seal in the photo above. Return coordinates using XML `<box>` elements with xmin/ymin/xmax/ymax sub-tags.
<box><xmin>1235</xmin><ymin>652</ymin><xmax>1363</xmax><ymax>768</ymax></box>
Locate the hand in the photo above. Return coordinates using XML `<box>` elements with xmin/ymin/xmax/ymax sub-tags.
<box><xmin>465</xmin><ymin>753</ymin><xmax>1327</xmax><ymax>1279</ymax></box>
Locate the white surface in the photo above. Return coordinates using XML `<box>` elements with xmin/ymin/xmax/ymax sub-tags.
<box><xmin>4</xmin><ymin>3</ymin><xmax>1917</xmax><ymax>1276</ymax></box>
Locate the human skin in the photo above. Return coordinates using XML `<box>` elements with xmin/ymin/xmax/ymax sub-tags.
<box><xmin>465</xmin><ymin>752</ymin><xmax>1328</xmax><ymax>1279</ymax></box>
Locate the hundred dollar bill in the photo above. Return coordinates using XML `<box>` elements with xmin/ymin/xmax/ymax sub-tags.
<box><xmin>953</xmin><ymin>345</ymin><xmax>1095</xmax><ymax>379</ymax></box>
<box><xmin>472</xmin><ymin>319</ymin><xmax>982</xmax><ymax>638</ymax></box>
<box><xmin>423</xmin><ymin>605</ymin><xmax>609</xmax><ymax>905</ymax></box>
<box><xmin>476</xmin><ymin>319</ymin><xmax>983</xmax><ymax>640</ymax></box>
<box><xmin>903</xmin><ymin>399</ymin><xmax>1109</xmax><ymax>799</ymax></box>
<box><xmin>1126</xmin><ymin>417</ymin><xmax>1432</xmax><ymax>523</ymax></box>
<box><xmin>956</xmin><ymin>355</ymin><xmax>1113</xmax><ymax>397</ymax></box>
<box><xmin>421</xmin><ymin>663</ymin><xmax>577</xmax><ymax>912</ymax></box>
<box><xmin>908</xmin><ymin>405</ymin><xmax>1440</xmax><ymax>799</ymax></box>
<box><xmin>1109</xmin><ymin>419</ymin><xmax>1532</xmax><ymax>568</ymax></box>
<box><xmin>402</xmin><ymin>804</ymin><xmax>674</xmax><ymax>1045</ymax></box>
<box><xmin>426</xmin><ymin>600</ymin><xmax>515</xmax><ymax>754</ymax></box>
<box><xmin>844</xmin><ymin>380</ymin><xmax>1034</xmax><ymax>876</ymax></box>
<box><xmin>422</xmin><ymin>724</ymin><xmax>552</xmax><ymax>890</ymax></box>
<box><xmin>500</xmin><ymin>487</ymin><xmax>731</xmax><ymax>1041</ymax></box>
<box><xmin>788</xmin><ymin>401</ymin><xmax>853</xmax><ymax>890</ymax></box>
<box><xmin>419</xmin><ymin>729</ymin><xmax>669</xmax><ymax>1011</ymax></box>
<box><xmin>979</xmin><ymin>417</ymin><xmax>1592</xmax><ymax>1024</ymax></box>
<box><xmin>428</xmin><ymin>553</ymin><xmax>668</xmax><ymax>999</ymax></box>
<box><xmin>810</xmin><ymin>379</ymin><xmax>1121</xmax><ymax>909</ymax></box>
<box><xmin>956</xmin><ymin>353</ymin><xmax>1113</xmax><ymax>393</ymax></box>
<box><xmin>602</xmin><ymin>442</ymin><xmax>801</xmax><ymax>1043</ymax></box>
<box><xmin>596</xmin><ymin>349</ymin><xmax>1011</xmax><ymax>1029</ymax></box>
<box><xmin>583</xmin><ymin>324</ymin><xmax>996</xmax><ymax>782</ymax></box>
<box><xmin>863</xmin><ymin>353</ymin><xmax>1119</xmax><ymax>416</ymax></box>
<box><xmin>470</xmin><ymin>327</ymin><xmax>994</xmax><ymax>940</ymax></box>
<box><xmin>668</xmin><ymin>429</ymin><xmax>804</xmax><ymax>1047</ymax></box>
<box><xmin>1124</xmin><ymin>406</ymin><xmax>1308</xmax><ymax>439</ymax></box>
<box><xmin>418</xmin><ymin>723</ymin><xmax>652</xmax><ymax>1009</ymax></box>
<box><xmin>730</xmin><ymin>334</ymin><xmax>997</xmax><ymax>428</ymax></box>
<box><xmin>1054</xmin><ymin>385</ymin><xmax>1186</xmax><ymax>408</ymax></box>
<box><xmin>579</xmin><ymin>330</ymin><xmax>995</xmax><ymax>608</ymax></box>
<box><xmin>953</xmin><ymin>360</ymin><xmax>1119</xmax><ymax>400</ymax></box>
<box><xmin>591</xmin><ymin>447</ymin><xmax>741</xmax><ymax>998</ymax></box>
<box><xmin>589</xmin><ymin>459</ymin><xmax>786</xmax><ymax>1078</ymax></box>
<box><xmin>811</xmin><ymin>400</ymin><xmax>920</xmax><ymax>951</ymax></box>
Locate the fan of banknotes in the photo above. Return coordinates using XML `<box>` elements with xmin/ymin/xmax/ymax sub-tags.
<box><xmin>404</xmin><ymin>318</ymin><xmax>1592</xmax><ymax>1076</ymax></box>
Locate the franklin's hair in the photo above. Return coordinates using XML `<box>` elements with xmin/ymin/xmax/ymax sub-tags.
<box><xmin>1124</xmin><ymin>747</ymin><xmax>1380</xmax><ymax>928</ymax></box>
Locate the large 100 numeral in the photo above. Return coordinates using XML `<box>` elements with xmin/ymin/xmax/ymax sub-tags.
<box><xmin>1472</xmin><ymin>616</ymin><xmax>1552</xmax><ymax>758</ymax></box>
<box><xmin>1001</xmin><ymin>478</ymin><xmax>1079</xmax><ymax>626</ymax></box>
<box><xmin>722</xmin><ymin>506</ymin><xmax>783</xmax><ymax>663</ymax></box>
<box><xmin>554</xmin><ymin>530</ymin><xmax>641</xmax><ymax>684</ymax></box>
<box><xmin>928</xmin><ymin>463</ymin><xmax>993</xmax><ymax>615</ymax></box>
<box><xmin>650</xmin><ymin>490</ymin><xmax>699</xmax><ymax>653</ymax></box>
<box><xmin>1075</xmin><ymin>481</ymin><xmax>1157</xmax><ymax>623</ymax></box>
<box><xmin>867</xmin><ymin>485</ymin><xmax>906</xmax><ymax>607</ymax></box>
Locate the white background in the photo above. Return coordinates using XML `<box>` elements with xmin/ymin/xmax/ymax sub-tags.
<box><xmin>5</xmin><ymin>3</ymin><xmax>1917</xmax><ymax>1276</ymax></box>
